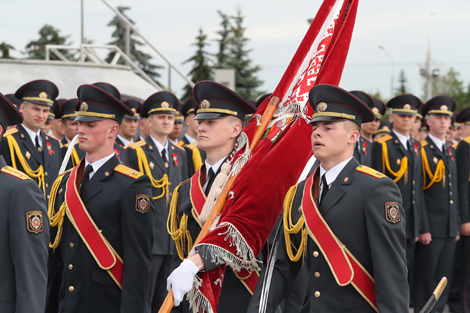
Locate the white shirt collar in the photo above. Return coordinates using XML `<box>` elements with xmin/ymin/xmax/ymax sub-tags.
<box><xmin>185</xmin><ymin>133</ymin><xmax>196</xmax><ymax>144</ymax></box>
<box><xmin>203</xmin><ymin>156</ymin><xmax>228</xmax><ymax>191</ymax></box>
<box><xmin>168</xmin><ymin>138</ymin><xmax>179</xmax><ymax>145</ymax></box>
<box><xmin>117</xmin><ymin>134</ymin><xmax>132</xmax><ymax>147</ymax></box>
<box><xmin>22</xmin><ymin>124</ymin><xmax>42</xmax><ymax>147</ymax></box>
<box><xmin>428</xmin><ymin>133</ymin><xmax>445</xmax><ymax>152</ymax></box>
<box><xmin>149</xmin><ymin>134</ymin><xmax>169</xmax><ymax>160</ymax></box>
<box><xmin>392</xmin><ymin>129</ymin><xmax>411</xmax><ymax>150</ymax></box>
<box><xmin>84</xmin><ymin>152</ymin><xmax>115</xmax><ymax>180</ymax></box>
<box><xmin>319</xmin><ymin>156</ymin><xmax>353</xmax><ymax>189</ymax></box>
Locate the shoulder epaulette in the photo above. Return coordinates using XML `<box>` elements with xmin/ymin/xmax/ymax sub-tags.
<box><xmin>63</xmin><ymin>142</ymin><xmax>71</xmax><ymax>148</ymax></box>
<box><xmin>453</xmin><ymin>142</ymin><xmax>460</xmax><ymax>149</ymax></box>
<box><xmin>1</xmin><ymin>166</ymin><xmax>32</xmax><ymax>180</ymax></box>
<box><xmin>173</xmin><ymin>144</ymin><xmax>185</xmax><ymax>151</ymax></box>
<box><xmin>375</xmin><ymin>134</ymin><xmax>392</xmax><ymax>143</ymax></box>
<box><xmin>356</xmin><ymin>165</ymin><xmax>386</xmax><ymax>179</ymax></box>
<box><xmin>114</xmin><ymin>164</ymin><xmax>143</xmax><ymax>179</ymax></box>
<box><xmin>3</xmin><ymin>128</ymin><xmax>18</xmax><ymax>137</ymax></box>
<box><xmin>412</xmin><ymin>136</ymin><xmax>419</xmax><ymax>141</ymax></box>
<box><xmin>46</xmin><ymin>135</ymin><xmax>60</xmax><ymax>142</ymax></box>
<box><xmin>186</xmin><ymin>141</ymin><xmax>198</xmax><ymax>149</ymax></box>
<box><xmin>463</xmin><ymin>136</ymin><xmax>470</xmax><ymax>144</ymax></box>
<box><xmin>421</xmin><ymin>140</ymin><xmax>428</xmax><ymax>147</ymax></box>
<box><xmin>177</xmin><ymin>140</ymin><xmax>185</xmax><ymax>147</ymax></box>
<box><xmin>128</xmin><ymin>140</ymin><xmax>147</xmax><ymax>149</ymax></box>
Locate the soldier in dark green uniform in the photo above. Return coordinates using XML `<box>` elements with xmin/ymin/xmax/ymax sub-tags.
<box><xmin>0</xmin><ymin>79</ymin><xmax>62</xmax><ymax>200</ymax></box>
<box><xmin>126</xmin><ymin>91</ymin><xmax>188</xmax><ymax>312</ymax></box>
<box><xmin>245</xmin><ymin>84</ymin><xmax>408</xmax><ymax>313</ymax></box>
<box><xmin>414</xmin><ymin>96</ymin><xmax>460</xmax><ymax>313</ymax></box>
<box><xmin>47</xmin><ymin>83</ymin><xmax>155</xmax><ymax>313</ymax></box>
<box><xmin>0</xmin><ymin>92</ymin><xmax>50</xmax><ymax>313</ymax></box>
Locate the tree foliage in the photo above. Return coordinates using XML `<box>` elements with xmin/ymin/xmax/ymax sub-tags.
<box><xmin>395</xmin><ymin>70</ymin><xmax>409</xmax><ymax>95</ymax></box>
<box><xmin>24</xmin><ymin>25</ymin><xmax>74</xmax><ymax>60</ymax></box>
<box><xmin>0</xmin><ymin>42</ymin><xmax>15</xmax><ymax>59</ymax></box>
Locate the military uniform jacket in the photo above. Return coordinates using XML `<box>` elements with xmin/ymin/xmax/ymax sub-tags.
<box><xmin>420</xmin><ymin>136</ymin><xmax>459</xmax><ymax>237</ymax></box>
<box><xmin>249</xmin><ymin>159</ymin><xmax>408</xmax><ymax>313</ymax></box>
<box><xmin>371</xmin><ymin>132</ymin><xmax>425</xmax><ymax>238</ymax></box>
<box><xmin>127</xmin><ymin>136</ymin><xmax>188</xmax><ymax>255</ymax></box>
<box><xmin>183</xmin><ymin>142</ymin><xmax>206</xmax><ymax>177</ymax></box>
<box><xmin>353</xmin><ymin>135</ymin><xmax>372</xmax><ymax>166</ymax></box>
<box><xmin>456</xmin><ymin>136</ymin><xmax>470</xmax><ymax>224</ymax></box>
<box><xmin>49</xmin><ymin>155</ymin><xmax>155</xmax><ymax>313</ymax></box>
<box><xmin>0</xmin><ymin>125</ymin><xmax>62</xmax><ymax>198</ymax></box>
<box><xmin>0</xmin><ymin>156</ymin><xmax>50</xmax><ymax>313</ymax></box>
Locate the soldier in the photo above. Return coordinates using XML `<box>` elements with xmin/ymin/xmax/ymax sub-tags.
<box><xmin>167</xmin><ymin>81</ymin><xmax>257</xmax><ymax>312</ymax></box>
<box><xmin>126</xmin><ymin>91</ymin><xmax>188</xmax><ymax>312</ymax></box>
<box><xmin>42</xmin><ymin>98</ymin><xmax>61</xmax><ymax>136</ymax></box>
<box><xmin>138</xmin><ymin>104</ymin><xmax>152</xmax><ymax>141</ymax></box>
<box><xmin>371</xmin><ymin>94</ymin><xmax>425</xmax><ymax>301</ymax></box>
<box><xmin>350</xmin><ymin>91</ymin><xmax>378</xmax><ymax>166</ymax></box>
<box><xmin>414</xmin><ymin>96</ymin><xmax>460</xmax><ymax>313</ymax></box>
<box><xmin>180</xmin><ymin>98</ymin><xmax>206</xmax><ymax>176</ymax></box>
<box><xmin>51</xmin><ymin>98</ymin><xmax>67</xmax><ymax>142</ymax></box>
<box><xmin>0</xmin><ymin>79</ymin><xmax>62</xmax><ymax>199</ymax></box>
<box><xmin>169</xmin><ymin>109</ymin><xmax>183</xmax><ymax>145</ymax></box>
<box><xmin>47</xmin><ymin>83</ymin><xmax>155</xmax><ymax>313</ymax></box>
<box><xmin>58</xmin><ymin>99</ymin><xmax>80</xmax><ymax>145</ymax></box>
<box><xmin>373</xmin><ymin>119</ymin><xmax>392</xmax><ymax>142</ymax></box>
<box><xmin>197</xmin><ymin>84</ymin><xmax>407</xmax><ymax>313</ymax></box>
<box><xmin>0</xmin><ymin>92</ymin><xmax>50</xmax><ymax>313</ymax></box>
<box><xmin>116</xmin><ymin>99</ymin><xmax>141</xmax><ymax>147</ymax></box>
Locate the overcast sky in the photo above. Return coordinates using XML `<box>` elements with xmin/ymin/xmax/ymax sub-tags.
<box><xmin>2</xmin><ymin>0</ymin><xmax>470</xmax><ymax>102</ymax></box>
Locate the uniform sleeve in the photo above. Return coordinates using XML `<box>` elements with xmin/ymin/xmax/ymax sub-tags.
<box><xmin>456</xmin><ymin>141</ymin><xmax>470</xmax><ymax>223</ymax></box>
<box><xmin>0</xmin><ymin>137</ymin><xmax>12</xmax><ymax>165</ymax></box>
<box><xmin>9</xmin><ymin>179</ymin><xmax>49</xmax><ymax>313</ymax></box>
<box><xmin>364</xmin><ymin>177</ymin><xmax>409</xmax><ymax>313</ymax></box>
<box><xmin>120</xmin><ymin>174</ymin><xmax>155</xmax><ymax>313</ymax></box>
<box><xmin>126</xmin><ymin>147</ymin><xmax>139</xmax><ymax>171</ymax></box>
<box><xmin>371</xmin><ymin>141</ymin><xmax>384</xmax><ymax>172</ymax></box>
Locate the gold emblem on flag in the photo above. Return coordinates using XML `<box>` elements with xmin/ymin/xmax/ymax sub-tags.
<box><xmin>404</xmin><ymin>104</ymin><xmax>411</xmax><ymax>110</ymax></box>
<box><xmin>161</xmin><ymin>101</ymin><xmax>169</xmax><ymax>108</ymax></box>
<box><xmin>317</xmin><ymin>102</ymin><xmax>327</xmax><ymax>112</ymax></box>
<box><xmin>80</xmin><ymin>102</ymin><xmax>88</xmax><ymax>112</ymax></box>
<box><xmin>39</xmin><ymin>92</ymin><xmax>47</xmax><ymax>99</ymax></box>
<box><xmin>441</xmin><ymin>105</ymin><xmax>448</xmax><ymax>111</ymax></box>
<box><xmin>201</xmin><ymin>100</ymin><xmax>210</xmax><ymax>109</ymax></box>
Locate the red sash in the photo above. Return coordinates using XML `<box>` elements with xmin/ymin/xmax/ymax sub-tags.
<box><xmin>189</xmin><ymin>166</ymin><xmax>259</xmax><ymax>294</ymax></box>
<box><xmin>302</xmin><ymin>170</ymin><xmax>377</xmax><ymax>311</ymax></box>
<box><xmin>65</xmin><ymin>160</ymin><xmax>123</xmax><ymax>288</ymax></box>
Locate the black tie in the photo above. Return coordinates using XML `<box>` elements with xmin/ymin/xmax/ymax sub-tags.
<box><xmin>205</xmin><ymin>168</ymin><xmax>216</xmax><ymax>195</ymax></box>
<box><xmin>320</xmin><ymin>174</ymin><xmax>329</xmax><ymax>204</ymax></box>
<box><xmin>443</xmin><ymin>144</ymin><xmax>448</xmax><ymax>156</ymax></box>
<box><xmin>81</xmin><ymin>164</ymin><xmax>93</xmax><ymax>192</ymax></box>
<box><xmin>161</xmin><ymin>148</ymin><xmax>168</xmax><ymax>164</ymax></box>
<box><xmin>407</xmin><ymin>140</ymin><xmax>414</xmax><ymax>162</ymax></box>
<box><xmin>35</xmin><ymin>135</ymin><xmax>44</xmax><ymax>161</ymax></box>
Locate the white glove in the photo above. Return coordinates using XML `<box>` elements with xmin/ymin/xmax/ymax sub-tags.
<box><xmin>167</xmin><ymin>259</ymin><xmax>199</xmax><ymax>306</ymax></box>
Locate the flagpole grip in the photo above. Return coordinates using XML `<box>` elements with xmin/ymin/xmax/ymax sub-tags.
<box><xmin>251</xmin><ymin>96</ymin><xmax>281</xmax><ymax>150</ymax></box>
<box><xmin>158</xmin><ymin>290</ymin><xmax>174</xmax><ymax>313</ymax></box>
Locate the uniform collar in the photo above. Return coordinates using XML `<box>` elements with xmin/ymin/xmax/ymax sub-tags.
<box><xmin>85</xmin><ymin>152</ymin><xmax>115</xmax><ymax>180</ymax></box>
<box><xmin>185</xmin><ymin>133</ymin><xmax>196</xmax><ymax>144</ymax></box>
<box><xmin>22</xmin><ymin>124</ymin><xmax>42</xmax><ymax>147</ymax></box>
<box><xmin>428</xmin><ymin>133</ymin><xmax>445</xmax><ymax>152</ymax></box>
<box><xmin>319</xmin><ymin>156</ymin><xmax>353</xmax><ymax>188</ymax></box>
<box><xmin>392</xmin><ymin>129</ymin><xmax>411</xmax><ymax>150</ymax></box>
<box><xmin>117</xmin><ymin>134</ymin><xmax>132</xmax><ymax>146</ymax></box>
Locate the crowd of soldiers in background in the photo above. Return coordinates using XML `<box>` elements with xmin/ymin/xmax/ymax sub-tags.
<box><xmin>1</xmin><ymin>78</ymin><xmax>470</xmax><ymax>313</ymax></box>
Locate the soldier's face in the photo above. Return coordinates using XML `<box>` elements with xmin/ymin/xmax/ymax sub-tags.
<box><xmin>139</xmin><ymin>117</ymin><xmax>151</xmax><ymax>139</ymax></box>
<box><xmin>169</xmin><ymin>122</ymin><xmax>183</xmax><ymax>140</ymax></box>
<box><xmin>311</xmin><ymin>121</ymin><xmax>358</xmax><ymax>170</ymax></box>
<box><xmin>197</xmin><ymin>116</ymin><xmax>241</xmax><ymax>153</ymax></box>
<box><xmin>41</xmin><ymin>119</ymin><xmax>52</xmax><ymax>134</ymax></box>
<box><xmin>390</xmin><ymin>113</ymin><xmax>415</xmax><ymax>135</ymax></box>
<box><xmin>150</xmin><ymin>113</ymin><xmax>174</xmax><ymax>137</ymax></box>
<box><xmin>78</xmin><ymin>119</ymin><xmax>118</xmax><ymax>154</ymax></box>
<box><xmin>64</xmin><ymin>119</ymin><xmax>79</xmax><ymax>141</ymax></box>
<box><xmin>20</xmin><ymin>102</ymin><xmax>50</xmax><ymax>132</ymax></box>
<box><xmin>185</xmin><ymin>113</ymin><xmax>198</xmax><ymax>135</ymax></box>
<box><xmin>426</xmin><ymin>114</ymin><xmax>451</xmax><ymax>138</ymax></box>
<box><xmin>361</xmin><ymin>119</ymin><xmax>380</xmax><ymax>136</ymax></box>
<box><xmin>120</xmin><ymin>118</ymin><xmax>139</xmax><ymax>140</ymax></box>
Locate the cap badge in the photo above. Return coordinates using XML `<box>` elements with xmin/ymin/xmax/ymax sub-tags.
<box><xmin>440</xmin><ymin>105</ymin><xmax>448</xmax><ymax>111</ymax></box>
<box><xmin>372</xmin><ymin>107</ymin><xmax>379</xmax><ymax>114</ymax></box>
<box><xmin>131</xmin><ymin>108</ymin><xmax>137</xmax><ymax>113</ymax></box>
<box><xmin>201</xmin><ymin>99</ymin><xmax>211</xmax><ymax>109</ymax></box>
<box><xmin>404</xmin><ymin>104</ymin><xmax>411</xmax><ymax>110</ymax></box>
<box><xmin>80</xmin><ymin>102</ymin><xmax>88</xmax><ymax>112</ymax></box>
<box><xmin>317</xmin><ymin>102</ymin><xmax>327</xmax><ymax>112</ymax></box>
<box><xmin>383</xmin><ymin>126</ymin><xmax>390</xmax><ymax>131</ymax></box>
<box><xmin>161</xmin><ymin>101</ymin><xmax>169</xmax><ymax>108</ymax></box>
<box><xmin>39</xmin><ymin>92</ymin><xmax>48</xmax><ymax>99</ymax></box>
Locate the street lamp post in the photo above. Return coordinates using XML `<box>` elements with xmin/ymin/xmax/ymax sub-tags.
<box><xmin>378</xmin><ymin>45</ymin><xmax>395</xmax><ymax>98</ymax></box>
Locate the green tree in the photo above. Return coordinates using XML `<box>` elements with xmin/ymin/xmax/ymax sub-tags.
<box><xmin>0</xmin><ymin>42</ymin><xmax>15</xmax><ymax>59</ymax></box>
<box><xmin>25</xmin><ymin>25</ymin><xmax>74</xmax><ymax>60</ymax></box>
<box><xmin>396</xmin><ymin>70</ymin><xmax>409</xmax><ymax>95</ymax></box>
<box><xmin>226</xmin><ymin>8</ymin><xmax>263</xmax><ymax>100</ymax></box>
<box><xmin>214</xmin><ymin>11</ymin><xmax>232</xmax><ymax>68</ymax></box>
<box><xmin>181</xmin><ymin>28</ymin><xmax>213</xmax><ymax>101</ymax></box>
<box><xmin>106</xmin><ymin>6</ymin><xmax>162</xmax><ymax>84</ymax></box>
<box><xmin>431</xmin><ymin>68</ymin><xmax>468</xmax><ymax>110</ymax></box>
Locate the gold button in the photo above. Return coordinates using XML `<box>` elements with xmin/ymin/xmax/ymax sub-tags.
<box><xmin>314</xmin><ymin>272</ymin><xmax>320</xmax><ymax>278</ymax></box>
<box><xmin>68</xmin><ymin>264</ymin><xmax>73</xmax><ymax>270</ymax></box>
<box><xmin>450</xmin><ymin>192</ymin><xmax>453</xmax><ymax>195</ymax></box>
<box><xmin>69</xmin><ymin>286</ymin><xmax>74</xmax><ymax>292</ymax></box>
<box><xmin>412</xmin><ymin>191</ymin><xmax>415</xmax><ymax>194</ymax></box>
<box><xmin>45</xmin><ymin>172</ymin><xmax>48</xmax><ymax>176</ymax></box>
<box><xmin>69</xmin><ymin>242</ymin><xmax>74</xmax><ymax>248</ymax></box>
<box><xmin>46</xmin><ymin>183</ymin><xmax>49</xmax><ymax>188</ymax></box>
<box><xmin>450</xmin><ymin>183</ymin><xmax>452</xmax><ymax>186</ymax></box>
<box><xmin>169</xmin><ymin>192</ymin><xmax>172</xmax><ymax>197</ymax></box>
<box><xmin>314</xmin><ymin>291</ymin><xmax>320</xmax><ymax>297</ymax></box>
<box><xmin>413</xmin><ymin>201</ymin><xmax>415</xmax><ymax>204</ymax></box>
<box><xmin>450</xmin><ymin>200</ymin><xmax>454</xmax><ymax>204</ymax></box>
<box><xmin>412</xmin><ymin>180</ymin><xmax>415</xmax><ymax>184</ymax></box>
<box><xmin>449</xmin><ymin>174</ymin><xmax>452</xmax><ymax>178</ymax></box>
<box><xmin>169</xmin><ymin>182</ymin><xmax>172</xmax><ymax>186</ymax></box>
<box><xmin>313</xmin><ymin>251</ymin><xmax>319</xmax><ymax>257</ymax></box>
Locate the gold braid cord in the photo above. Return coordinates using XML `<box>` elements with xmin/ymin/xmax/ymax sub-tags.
<box><xmin>71</xmin><ymin>148</ymin><xmax>79</xmax><ymax>167</ymax></box>
<box><xmin>48</xmin><ymin>175</ymin><xmax>66</xmax><ymax>250</ymax></box>
<box><xmin>7</xmin><ymin>136</ymin><xmax>45</xmax><ymax>196</ymax></box>
<box><xmin>136</xmin><ymin>147</ymin><xmax>169</xmax><ymax>204</ymax></box>
<box><xmin>192</xmin><ymin>147</ymin><xmax>203</xmax><ymax>173</ymax></box>
<box><xmin>421</xmin><ymin>147</ymin><xmax>446</xmax><ymax>189</ymax></box>
<box><xmin>283</xmin><ymin>184</ymin><xmax>308</xmax><ymax>262</ymax></box>
<box><xmin>381</xmin><ymin>141</ymin><xmax>408</xmax><ymax>184</ymax></box>
<box><xmin>167</xmin><ymin>184</ymin><xmax>193</xmax><ymax>260</ymax></box>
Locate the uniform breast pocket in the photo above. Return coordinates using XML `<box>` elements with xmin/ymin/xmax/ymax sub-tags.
<box><xmin>92</xmin><ymin>270</ymin><xmax>116</xmax><ymax>286</ymax></box>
